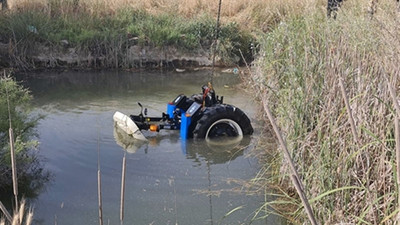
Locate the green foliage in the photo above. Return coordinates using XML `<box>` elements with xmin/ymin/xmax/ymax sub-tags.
<box><xmin>0</xmin><ymin>76</ymin><xmax>49</xmax><ymax>206</ymax></box>
<box><xmin>0</xmin><ymin>76</ymin><xmax>33</xmax><ymax>143</ymax></box>
<box><xmin>129</xmin><ymin>13</ymin><xmax>183</xmax><ymax>47</ymax></box>
<box><xmin>0</xmin><ymin>11</ymin><xmax>48</xmax><ymax>45</ymax></box>
<box><xmin>217</xmin><ymin>22</ymin><xmax>255</xmax><ymax>65</ymax></box>
<box><xmin>183</xmin><ymin>15</ymin><xmax>215</xmax><ymax>46</ymax></box>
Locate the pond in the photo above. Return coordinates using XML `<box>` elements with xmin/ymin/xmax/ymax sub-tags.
<box><xmin>18</xmin><ymin>70</ymin><xmax>280</xmax><ymax>225</ymax></box>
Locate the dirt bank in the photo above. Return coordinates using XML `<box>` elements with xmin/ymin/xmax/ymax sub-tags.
<box><xmin>0</xmin><ymin>41</ymin><xmax>216</xmax><ymax>70</ymax></box>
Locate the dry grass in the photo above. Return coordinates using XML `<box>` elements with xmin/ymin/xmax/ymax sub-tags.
<box><xmin>0</xmin><ymin>199</ymin><xmax>33</xmax><ymax>225</ymax></box>
<box><xmin>6</xmin><ymin>0</ymin><xmax>326</xmax><ymax>31</ymax></box>
<box><xmin>248</xmin><ymin>0</ymin><xmax>400</xmax><ymax>223</ymax></box>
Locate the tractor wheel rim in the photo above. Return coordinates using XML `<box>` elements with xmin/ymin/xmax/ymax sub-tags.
<box><xmin>205</xmin><ymin>119</ymin><xmax>243</xmax><ymax>140</ymax></box>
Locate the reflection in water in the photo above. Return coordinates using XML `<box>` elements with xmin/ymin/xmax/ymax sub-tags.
<box><xmin>0</xmin><ymin>150</ymin><xmax>52</xmax><ymax>209</ymax></box>
<box><xmin>113</xmin><ymin>122</ymin><xmax>250</xmax><ymax>165</ymax></box>
<box><xmin>186</xmin><ymin>137</ymin><xmax>250</xmax><ymax>165</ymax></box>
<box><xmin>113</xmin><ymin>125</ymin><xmax>148</xmax><ymax>153</ymax></box>
<box><xmin>186</xmin><ymin>138</ymin><xmax>253</xmax><ymax>225</ymax></box>
<box><xmin>113</xmin><ymin>122</ymin><xmax>254</xmax><ymax>225</ymax></box>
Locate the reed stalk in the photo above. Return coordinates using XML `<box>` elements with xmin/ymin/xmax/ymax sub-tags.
<box><xmin>5</xmin><ymin>72</ymin><xmax>18</xmax><ymax>210</ymax></box>
<box><xmin>0</xmin><ymin>201</ymin><xmax>12</xmax><ymax>223</ymax></box>
<box><xmin>338</xmin><ymin>77</ymin><xmax>359</xmax><ymax>145</ymax></box>
<box><xmin>8</xmin><ymin>128</ymin><xmax>18</xmax><ymax>210</ymax></box>
<box><xmin>261</xmin><ymin>92</ymin><xmax>318</xmax><ymax>225</ymax></box>
<box><xmin>97</xmin><ymin>170</ymin><xmax>103</xmax><ymax>225</ymax></box>
<box><xmin>120</xmin><ymin>151</ymin><xmax>126</xmax><ymax>224</ymax></box>
<box><xmin>97</xmin><ymin>135</ymin><xmax>103</xmax><ymax>225</ymax></box>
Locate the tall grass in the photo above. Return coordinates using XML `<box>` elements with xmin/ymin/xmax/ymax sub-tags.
<box><xmin>250</xmin><ymin>0</ymin><xmax>400</xmax><ymax>223</ymax></box>
<box><xmin>5</xmin><ymin>0</ymin><xmax>323</xmax><ymax>31</ymax></box>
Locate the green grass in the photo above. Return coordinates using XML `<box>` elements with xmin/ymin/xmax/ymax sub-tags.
<box><xmin>0</xmin><ymin>6</ymin><xmax>255</xmax><ymax>68</ymax></box>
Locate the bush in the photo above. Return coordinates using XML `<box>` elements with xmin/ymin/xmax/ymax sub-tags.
<box><xmin>0</xmin><ymin>76</ymin><xmax>49</xmax><ymax>207</ymax></box>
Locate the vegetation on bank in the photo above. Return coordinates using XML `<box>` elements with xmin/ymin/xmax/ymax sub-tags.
<box><xmin>251</xmin><ymin>0</ymin><xmax>400</xmax><ymax>223</ymax></box>
<box><xmin>0</xmin><ymin>0</ymin><xmax>258</xmax><ymax>69</ymax></box>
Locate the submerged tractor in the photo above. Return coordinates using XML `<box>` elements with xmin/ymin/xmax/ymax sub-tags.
<box><xmin>113</xmin><ymin>83</ymin><xmax>253</xmax><ymax>141</ymax></box>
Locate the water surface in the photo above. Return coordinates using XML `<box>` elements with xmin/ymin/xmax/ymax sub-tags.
<box><xmin>19</xmin><ymin>70</ymin><xmax>278</xmax><ymax>224</ymax></box>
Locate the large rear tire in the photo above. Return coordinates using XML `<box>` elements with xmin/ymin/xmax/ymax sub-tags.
<box><xmin>193</xmin><ymin>104</ymin><xmax>253</xmax><ymax>139</ymax></box>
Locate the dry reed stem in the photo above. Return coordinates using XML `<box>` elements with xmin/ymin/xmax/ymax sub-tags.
<box><xmin>338</xmin><ymin>77</ymin><xmax>359</xmax><ymax>145</ymax></box>
<box><xmin>120</xmin><ymin>151</ymin><xmax>126</xmax><ymax>223</ymax></box>
<box><xmin>261</xmin><ymin>92</ymin><xmax>318</xmax><ymax>225</ymax></box>
<box><xmin>0</xmin><ymin>202</ymin><xmax>12</xmax><ymax>223</ymax></box>
<box><xmin>25</xmin><ymin>209</ymin><xmax>33</xmax><ymax>225</ymax></box>
<box><xmin>4</xmin><ymin>199</ymin><xmax>33</xmax><ymax>225</ymax></box>
<box><xmin>5</xmin><ymin>75</ymin><xmax>18</xmax><ymax>210</ymax></box>
<box><xmin>9</xmin><ymin>128</ymin><xmax>18</xmax><ymax>210</ymax></box>
<box><xmin>17</xmin><ymin>200</ymin><xmax>24</xmax><ymax>225</ymax></box>
<box><xmin>97</xmin><ymin>170</ymin><xmax>103</xmax><ymax>225</ymax></box>
<box><xmin>97</xmin><ymin>134</ymin><xmax>103</xmax><ymax>225</ymax></box>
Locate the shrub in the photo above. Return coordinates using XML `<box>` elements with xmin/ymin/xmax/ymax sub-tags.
<box><xmin>0</xmin><ymin>76</ymin><xmax>49</xmax><ymax>207</ymax></box>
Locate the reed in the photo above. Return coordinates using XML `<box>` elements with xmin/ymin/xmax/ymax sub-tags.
<box><xmin>97</xmin><ymin>134</ymin><xmax>103</xmax><ymax>225</ymax></box>
<box><xmin>0</xmin><ymin>199</ymin><xmax>33</xmax><ymax>225</ymax></box>
<box><xmin>120</xmin><ymin>151</ymin><xmax>126</xmax><ymax>224</ymax></box>
<box><xmin>4</xmin><ymin>72</ymin><xmax>18</xmax><ymax>211</ymax></box>
<box><xmin>261</xmin><ymin>93</ymin><xmax>318</xmax><ymax>225</ymax></box>
<box><xmin>0</xmin><ymin>201</ymin><xmax>12</xmax><ymax>223</ymax></box>
<box><xmin>249</xmin><ymin>0</ymin><xmax>400</xmax><ymax>223</ymax></box>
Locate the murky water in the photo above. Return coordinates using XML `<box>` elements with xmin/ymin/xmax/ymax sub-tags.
<box><xmin>18</xmin><ymin>70</ymin><xmax>280</xmax><ymax>225</ymax></box>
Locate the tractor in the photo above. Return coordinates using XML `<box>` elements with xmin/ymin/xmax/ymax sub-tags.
<box><xmin>113</xmin><ymin>83</ymin><xmax>253</xmax><ymax>141</ymax></box>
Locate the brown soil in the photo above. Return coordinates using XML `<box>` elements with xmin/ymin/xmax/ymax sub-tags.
<box><xmin>0</xmin><ymin>41</ymin><xmax>216</xmax><ymax>71</ymax></box>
